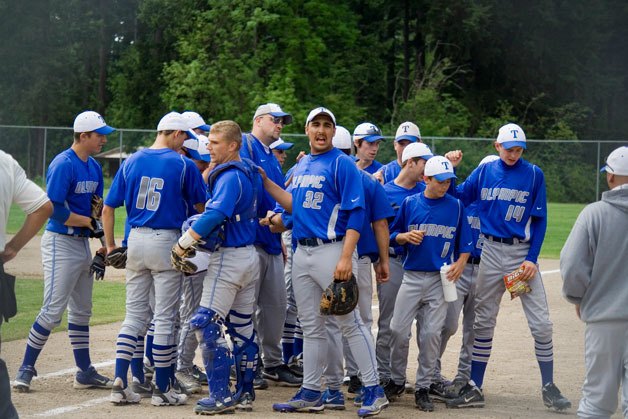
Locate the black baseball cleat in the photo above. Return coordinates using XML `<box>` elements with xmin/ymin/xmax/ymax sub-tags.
<box><xmin>262</xmin><ymin>364</ymin><xmax>302</xmax><ymax>387</ymax></box>
<box><xmin>445</xmin><ymin>383</ymin><xmax>485</xmax><ymax>408</ymax></box>
<box><xmin>542</xmin><ymin>382</ymin><xmax>571</xmax><ymax>411</ymax></box>
<box><xmin>383</xmin><ymin>379</ymin><xmax>406</xmax><ymax>401</ymax></box>
<box><xmin>347</xmin><ymin>375</ymin><xmax>362</xmax><ymax>394</ymax></box>
<box><xmin>415</xmin><ymin>388</ymin><xmax>434</xmax><ymax>412</ymax></box>
<box><xmin>428</xmin><ymin>381</ymin><xmax>453</xmax><ymax>402</ymax></box>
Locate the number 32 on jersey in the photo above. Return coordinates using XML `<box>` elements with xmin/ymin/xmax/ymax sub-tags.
<box><xmin>302</xmin><ymin>191</ymin><xmax>324</xmax><ymax>210</ymax></box>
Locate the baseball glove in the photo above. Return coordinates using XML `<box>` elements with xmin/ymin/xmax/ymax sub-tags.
<box><xmin>320</xmin><ymin>274</ymin><xmax>359</xmax><ymax>315</ymax></box>
<box><xmin>91</xmin><ymin>195</ymin><xmax>104</xmax><ymax>219</ymax></box>
<box><xmin>89</xmin><ymin>252</ymin><xmax>106</xmax><ymax>281</ymax></box>
<box><xmin>170</xmin><ymin>243</ymin><xmax>198</xmax><ymax>274</ymax></box>
<box><xmin>106</xmin><ymin>246</ymin><xmax>127</xmax><ymax>269</ymax></box>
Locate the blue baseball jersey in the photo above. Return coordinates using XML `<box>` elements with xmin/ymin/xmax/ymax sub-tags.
<box><xmin>105</xmin><ymin>149</ymin><xmax>206</xmax><ymax>229</ymax></box>
<box><xmin>356</xmin><ymin>171</ymin><xmax>394</xmax><ymax>260</ymax></box>
<box><xmin>455</xmin><ymin>158</ymin><xmax>547</xmax><ymax>240</ymax></box>
<box><xmin>45</xmin><ymin>148</ymin><xmax>104</xmax><ymax>236</ymax></box>
<box><xmin>240</xmin><ymin>134</ymin><xmax>284</xmax><ymax>255</ymax></box>
<box><xmin>203</xmin><ymin>166</ymin><xmax>259</xmax><ymax>247</ymax></box>
<box><xmin>378</xmin><ymin>160</ymin><xmax>401</xmax><ymax>184</ymax></box>
<box><xmin>390</xmin><ymin>192</ymin><xmax>472</xmax><ymax>271</ymax></box>
<box><xmin>463</xmin><ymin>201</ymin><xmax>484</xmax><ymax>259</ymax></box>
<box><xmin>291</xmin><ymin>148</ymin><xmax>365</xmax><ymax>240</ymax></box>
<box><xmin>383</xmin><ymin>181</ymin><xmax>425</xmax><ymax>256</ymax></box>
<box><xmin>360</xmin><ymin>160</ymin><xmax>383</xmax><ymax>175</ymax></box>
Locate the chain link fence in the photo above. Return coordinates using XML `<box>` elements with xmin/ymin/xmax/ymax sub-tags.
<box><xmin>1</xmin><ymin>124</ymin><xmax>624</xmax><ymax>203</ymax></box>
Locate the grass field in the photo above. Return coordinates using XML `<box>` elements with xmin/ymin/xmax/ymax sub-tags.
<box><xmin>540</xmin><ymin>203</ymin><xmax>586</xmax><ymax>258</ymax></box>
<box><xmin>2</xmin><ymin>278</ymin><xmax>126</xmax><ymax>342</ymax></box>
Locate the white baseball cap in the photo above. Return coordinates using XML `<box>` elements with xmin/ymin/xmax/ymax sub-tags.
<box><xmin>196</xmin><ymin>134</ymin><xmax>211</xmax><ymax>162</ymax></box>
<box><xmin>305</xmin><ymin>107</ymin><xmax>336</xmax><ymax>126</ymax></box>
<box><xmin>270</xmin><ymin>138</ymin><xmax>294</xmax><ymax>151</ymax></box>
<box><xmin>182</xmin><ymin>111</ymin><xmax>211</xmax><ymax>132</ymax></box>
<box><xmin>353</xmin><ymin>122</ymin><xmax>385</xmax><ymax>143</ymax></box>
<box><xmin>401</xmin><ymin>142</ymin><xmax>433</xmax><ymax>163</ymax></box>
<box><xmin>478</xmin><ymin>155</ymin><xmax>500</xmax><ymax>166</ymax></box>
<box><xmin>496</xmin><ymin>123</ymin><xmax>526</xmax><ymax>149</ymax></box>
<box><xmin>157</xmin><ymin>112</ymin><xmax>197</xmax><ymax>140</ymax></box>
<box><xmin>182</xmin><ymin>134</ymin><xmax>211</xmax><ymax>162</ymax></box>
<box><xmin>332</xmin><ymin>126</ymin><xmax>352</xmax><ymax>150</ymax></box>
<box><xmin>601</xmin><ymin>146</ymin><xmax>628</xmax><ymax>176</ymax></box>
<box><xmin>73</xmin><ymin>111</ymin><xmax>115</xmax><ymax>135</ymax></box>
<box><xmin>253</xmin><ymin>103</ymin><xmax>293</xmax><ymax>125</ymax></box>
<box><xmin>395</xmin><ymin>121</ymin><xmax>421</xmax><ymax>142</ymax></box>
<box><xmin>424</xmin><ymin>156</ymin><xmax>457</xmax><ymax>181</ymax></box>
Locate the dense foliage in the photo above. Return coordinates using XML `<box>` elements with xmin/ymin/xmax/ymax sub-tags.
<box><xmin>1</xmin><ymin>0</ymin><xmax>626</xmax><ymax>201</ymax></box>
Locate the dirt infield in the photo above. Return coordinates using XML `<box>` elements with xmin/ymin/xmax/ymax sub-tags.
<box><xmin>1</xmin><ymin>238</ymin><xmax>623</xmax><ymax>418</ymax></box>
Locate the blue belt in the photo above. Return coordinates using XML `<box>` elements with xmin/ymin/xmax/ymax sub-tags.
<box><xmin>297</xmin><ymin>236</ymin><xmax>344</xmax><ymax>247</ymax></box>
<box><xmin>486</xmin><ymin>235</ymin><xmax>522</xmax><ymax>245</ymax></box>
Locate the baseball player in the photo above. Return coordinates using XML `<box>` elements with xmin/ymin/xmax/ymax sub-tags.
<box><xmin>13</xmin><ymin>111</ymin><xmax>114</xmax><ymax>393</ymax></box>
<box><xmin>375</xmin><ymin>121</ymin><xmax>421</xmax><ymax>184</ymax></box>
<box><xmin>429</xmin><ymin>155</ymin><xmax>500</xmax><ymax>401</ymax></box>
<box><xmin>261</xmin><ymin>107</ymin><xmax>388</xmax><ymax>417</ymax></box>
<box><xmin>389</xmin><ymin>155</ymin><xmax>472</xmax><ymax>411</ymax></box>
<box><xmin>353</xmin><ymin>123</ymin><xmax>385</xmax><ymax>174</ymax></box>
<box><xmin>378</xmin><ymin>142</ymin><xmax>433</xmax><ymax>399</ymax></box>
<box><xmin>270</xmin><ymin>137</ymin><xmax>294</xmax><ymax>168</ymax></box>
<box><xmin>241</xmin><ymin>103</ymin><xmax>301</xmax><ymax>388</ymax></box>
<box><xmin>561</xmin><ymin>146</ymin><xmax>628</xmax><ymax>418</ymax></box>
<box><xmin>103</xmin><ymin>111</ymin><xmax>206</xmax><ymax>406</ymax></box>
<box><xmin>170</xmin><ymin>120</ymin><xmax>263</xmax><ymax>415</ymax></box>
<box><xmin>446</xmin><ymin>123</ymin><xmax>571</xmax><ymax>410</ymax></box>
<box><xmin>330</xmin><ymin>127</ymin><xmax>393</xmax><ymax>397</ymax></box>
<box><xmin>1</xmin><ymin>150</ymin><xmax>52</xmax><ymax>419</ymax></box>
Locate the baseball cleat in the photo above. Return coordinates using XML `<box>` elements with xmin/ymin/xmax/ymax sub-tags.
<box><xmin>110</xmin><ymin>377</ymin><xmax>141</xmax><ymax>404</ymax></box>
<box><xmin>347</xmin><ymin>375</ymin><xmax>362</xmax><ymax>394</ymax></box>
<box><xmin>444</xmin><ymin>378</ymin><xmax>468</xmax><ymax>398</ymax></box>
<box><xmin>151</xmin><ymin>385</ymin><xmax>188</xmax><ymax>406</ymax></box>
<box><xmin>272</xmin><ymin>387</ymin><xmax>324</xmax><ymax>412</ymax></box>
<box><xmin>262</xmin><ymin>364</ymin><xmax>302</xmax><ymax>387</ymax></box>
<box><xmin>235</xmin><ymin>392</ymin><xmax>254</xmax><ymax>411</ymax></box>
<box><xmin>253</xmin><ymin>375</ymin><xmax>268</xmax><ymax>390</ymax></box>
<box><xmin>322</xmin><ymin>388</ymin><xmax>346</xmax><ymax>410</ymax></box>
<box><xmin>192</xmin><ymin>364</ymin><xmax>208</xmax><ymax>385</ymax></box>
<box><xmin>13</xmin><ymin>365</ymin><xmax>37</xmax><ymax>392</ymax></box>
<box><xmin>383</xmin><ymin>379</ymin><xmax>405</xmax><ymax>401</ymax></box>
<box><xmin>74</xmin><ymin>365</ymin><xmax>113</xmax><ymax>389</ymax></box>
<box><xmin>143</xmin><ymin>361</ymin><xmax>155</xmax><ymax>379</ymax></box>
<box><xmin>175</xmin><ymin>368</ymin><xmax>202</xmax><ymax>394</ymax></box>
<box><xmin>194</xmin><ymin>396</ymin><xmax>235</xmax><ymax>415</ymax></box>
<box><xmin>130</xmin><ymin>376</ymin><xmax>154</xmax><ymax>398</ymax></box>
<box><xmin>356</xmin><ymin>384</ymin><xmax>389</xmax><ymax>417</ymax></box>
<box><xmin>415</xmin><ymin>388</ymin><xmax>434</xmax><ymax>412</ymax></box>
<box><xmin>429</xmin><ymin>380</ymin><xmax>453</xmax><ymax>402</ymax></box>
<box><xmin>445</xmin><ymin>383</ymin><xmax>485</xmax><ymax>408</ymax></box>
<box><xmin>542</xmin><ymin>382</ymin><xmax>571</xmax><ymax>411</ymax></box>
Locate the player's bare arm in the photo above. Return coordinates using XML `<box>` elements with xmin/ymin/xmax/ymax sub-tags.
<box><xmin>259</xmin><ymin>167</ymin><xmax>293</xmax><ymax>212</ymax></box>
<box><xmin>1</xmin><ymin>201</ymin><xmax>52</xmax><ymax>263</ymax></box>
<box><xmin>334</xmin><ymin>229</ymin><xmax>360</xmax><ymax>281</ymax></box>
<box><xmin>101</xmin><ymin>205</ymin><xmax>117</xmax><ymax>252</ymax></box>
<box><xmin>395</xmin><ymin>229</ymin><xmax>425</xmax><ymax>246</ymax></box>
<box><xmin>444</xmin><ymin>150</ymin><xmax>463</xmax><ymax>167</ymax></box>
<box><xmin>372</xmin><ymin>218</ymin><xmax>390</xmax><ymax>283</ymax></box>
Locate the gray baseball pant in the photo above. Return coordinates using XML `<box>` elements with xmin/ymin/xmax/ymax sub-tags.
<box><xmin>177</xmin><ymin>271</ymin><xmax>204</xmax><ymax>371</ymax></box>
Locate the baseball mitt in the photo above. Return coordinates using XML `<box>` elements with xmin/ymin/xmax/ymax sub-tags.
<box><xmin>320</xmin><ymin>274</ymin><xmax>359</xmax><ymax>315</ymax></box>
<box><xmin>91</xmin><ymin>195</ymin><xmax>104</xmax><ymax>219</ymax></box>
<box><xmin>170</xmin><ymin>243</ymin><xmax>198</xmax><ymax>274</ymax></box>
<box><xmin>106</xmin><ymin>246</ymin><xmax>127</xmax><ymax>269</ymax></box>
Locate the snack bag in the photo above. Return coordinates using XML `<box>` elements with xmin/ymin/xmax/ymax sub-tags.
<box><xmin>503</xmin><ymin>266</ymin><xmax>531</xmax><ymax>300</ymax></box>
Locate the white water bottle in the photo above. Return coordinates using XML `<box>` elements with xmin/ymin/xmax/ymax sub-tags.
<box><xmin>440</xmin><ymin>263</ymin><xmax>458</xmax><ymax>302</ymax></box>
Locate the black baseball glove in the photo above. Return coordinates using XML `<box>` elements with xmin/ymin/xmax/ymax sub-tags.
<box><xmin>89</xmin><ymin>252</ymin><xmax>106</xmax><ymax>281</ymax></box>
<box><xmin>106</xmin><ymin>246</ymin><xmax>127</xmax><ymax>269</ymax></box>
<box><xmin>320</xmin><ymin>274</ymin><xmax>359</xmax><ymax>315</ymax></box>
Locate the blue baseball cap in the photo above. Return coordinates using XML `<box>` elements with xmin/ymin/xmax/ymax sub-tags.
<box><xmin>73</xmin><ymin>111</ymin><xmax>116</xmax><ymax>135</ymax></box>
<box><xmin>270</xmin><ymin>138</ymin><xmax>294</xmax><ymax>151</ymax></box>
<box><xmin>353</xmin><ymin>122</ymin><xmax>385</xmax><ymax>143</ymax></box>
<box><xmin>253</xmin><ymin>103</ymin><xmax>293</xmax><ymax>125</ymax></box>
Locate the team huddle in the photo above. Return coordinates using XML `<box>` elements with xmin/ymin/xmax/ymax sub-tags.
<box><xmin>11</xmin><ymin>104</ymin><xmax>574</xmax><ymax>416</ymax></box>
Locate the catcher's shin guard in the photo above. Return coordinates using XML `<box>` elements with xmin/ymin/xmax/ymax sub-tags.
<box><xmin>191</xmin><ymin>307</ymin><xmax>233</xmax><ymax>402</ymax></box>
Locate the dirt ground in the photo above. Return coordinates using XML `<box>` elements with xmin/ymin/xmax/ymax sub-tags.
<box><xmin>1</xmin><ymin>236</ymin><xmax>623</xmax><ymax>418</ymax></box>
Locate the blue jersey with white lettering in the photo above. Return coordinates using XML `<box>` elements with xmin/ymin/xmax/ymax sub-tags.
<box><xmin>463</xmin><ymin>201</ymin><xmax>484</xmax><ymax>259</ymax></box>
<box><xmin>203</xmin><ymin>164</ymin><xmax>259</xmax><ymax>247</ymax></box>
<box><xmin>240</xmin><ymin>134</ymin><xmax>284</xmax><ymax>255</ymax></box>
<box><xmin>361</xmin><ymin>160</ymin><xmax>383</xmax><ymax>175</ymax></box>
<box><xmin>383</xmin><ymin>181</ymin><xmax>425</xmax><ymax>256</ymax></box>
<box><xmin>455</xmin><ymin>158</ymin><xmax>547</xmax><ymax>241</ymax></box>
<box><xmin>378</xmin><ymin>160</ymin><xmax>401</xmax><ymax>184</ymax></box>
<box><xmin>45</xmin><ymin>148</ymin><xmax>104</xmax><ymax>236</ymax></box>
<box><xmin>291</xmin><ymin>148</ymin><xmax>365</xmax><ymax>240</ymax></box>
<box><xmin>105</xmin><ymin>149</ymin><xmax>206</xmax><ymax>229</ymax></box>
<box><xmin>356</xmin><ymin>171</ymin><xmax>394</xmax><ymax>260</ymax></box>
<box><xmin>390</xmin><ymin>192</ymin><xmax>472</xmax><ymax>271</ymax></box>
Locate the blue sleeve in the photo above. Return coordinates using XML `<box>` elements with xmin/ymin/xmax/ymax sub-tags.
<box><xmin>337</xmin><ymin>157</ymin><xmax>365</xmax><ymax>211</ymax></box>
<box><xmin>191</xmin><ymin>209</ymin><xmax>227</xmax><ymax>238</ymax></box>
<box><xmin>281</xmin><ymin>212</ymin><xmax>293</xmax><ymax>229</ymax></box>
<box><xmin>345</xmin><ymin>207</ymin><xmax>365</xmax><ymax>232</ymax></box>
<box><xmin>530</xmin><ymin>166</ymin><xmax>547</xmax><ymax>219</ymax></box>
<box><xmin>205</xmin><ymin>171</ymin><xmax>239</xmax><ymax>218</ymax></box>
<box><xmin>389</xmin><ymin>200</ymin><xmax>407</xmax><ymax>243</ymax></box>
<box><xmin>183</xmin><ymin>159</ymin><xmax>207</xmax><ymax>206</ymax></box>
<box><xmin>455</xmin><ymin>166</ymin><xmax>480</xmax><ymax>206</ymax></box>
<box><xmin>46</xmin><ymin>157</ymin><xmax>72</xmax><ymax>203</ymax></box>
<box><xmin>456</xmin><ymin>203</ymin><xmax>473</xmax><ymax>254</ymax></box>
<box><xmin>105</xmin><ymin>162</ymin><xmax>127</xmax><ymax>208</ymax></box>
<box><xmin>527</xmin><ymin>215</ymin><xmax>546</xmax><ymax>264</ymax></box>
<box><xmin>51</xmin><ymin>201</ymin><xmax>70</xmax><ymax>223</ymax></box>
<box><xmin>370</xmin><ymin>181</ymin><xmax>395</xmax><ymax>221</ymax></box>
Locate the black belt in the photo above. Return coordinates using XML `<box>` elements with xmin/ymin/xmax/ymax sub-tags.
<box><xmin>468</xmin><ymin>256</ymin><xmax>481</xmax><ymax>265</ymax></box>
<box><xmin>297</xmin><ymin>236</ymin><xmax>344</xmax><ymax>247</ymax></box>
<box><xmin>486</xmin><ymin>235</ymin><xmax>521</xmax><ymax>245</ymax></box>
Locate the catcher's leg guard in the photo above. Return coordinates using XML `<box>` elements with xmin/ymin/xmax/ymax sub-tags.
<box><xmin>226</xmin><ymin>310</ymin><xmax>258</xmax><ymax>399</ymax></box>
<box><xmin>191</xmin><ymin>307</ymin><xmax>233</xmax><ymax>404</ymax></box>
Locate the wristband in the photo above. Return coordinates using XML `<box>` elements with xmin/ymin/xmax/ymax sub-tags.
<box><xmin>178</xmin><ymin>230</ymin><xmax>198</xmax><ymax>249</ymax></box>
<box><xmin>268</xmin><ymin>213</ymin><xmax>279</xmax><ymax>226</ymax></box>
